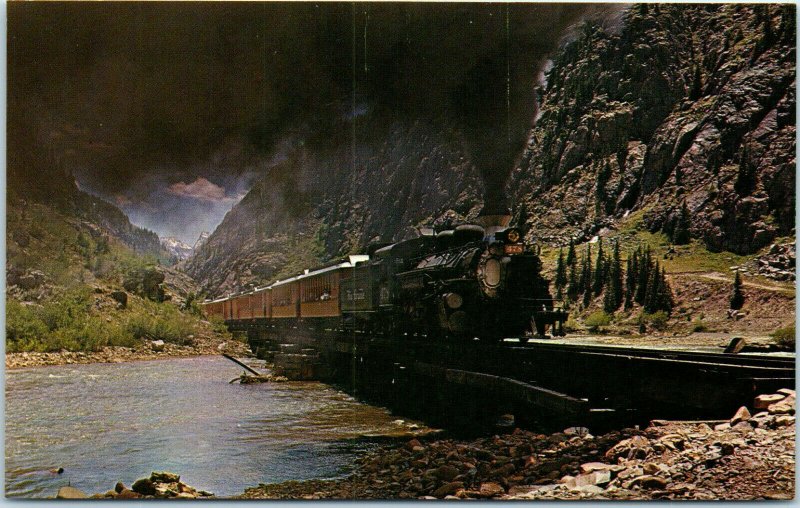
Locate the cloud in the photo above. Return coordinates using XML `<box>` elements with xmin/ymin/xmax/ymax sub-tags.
<box><xmin>167</xmin><ymin>177</ymin><xmax>229</xmax><ymax>202</ymax></box>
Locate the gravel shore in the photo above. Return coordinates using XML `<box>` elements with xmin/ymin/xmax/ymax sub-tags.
<box><xmin>5</xmin><ymin>334</ymin><xmax>250</xmax><ymax>369</ymax></box>
<box><xmin>242</xmin><ymin>390</ymin><xmax>795</xmax><ymax>501</ymax></box>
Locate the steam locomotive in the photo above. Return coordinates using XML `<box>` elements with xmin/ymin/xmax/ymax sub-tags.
<box><xmin>201</xmin><ymin>214</ymin><xmax>567</xmax><ymax>342</ymax></box>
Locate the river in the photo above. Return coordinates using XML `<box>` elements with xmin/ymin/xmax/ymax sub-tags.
<box><xmin>5</xmin><ymin>355</ymin><xmax>426</xmax><ymax>498</ymax></box>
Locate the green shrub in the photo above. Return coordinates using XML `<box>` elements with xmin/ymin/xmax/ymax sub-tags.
<box><xmin>48</xmin><ymin>316</ymin><xmax>135</xmax><ymax>351</ymax></box>
<box><xmin>585</xmin><ymin>311</ymin><xmax>612</xmax><ymax>332</ymax></box>
<box><xmin>641</xmin><ymin>311</ymin><xmax>669</xmax><ymax>331</ymax></box>
<box><xmin>771</xmin><ymin>325</ymin><xmax>795</xmax><ymax>349</ymax></box>
<box><xmin>208</xmin><ymin>315</ymin><xmax>230</xmax><ymax>335</ymax></box>
<box><xmin>6</xmin><ymin>300</ymin><xmax>48</xmax><ymax>352</ymax></box>
<box><xmin>6</xmin><ymin>295</ymin><xmax>136</xmax><ymax>352</ymax></box>
<box><xmin>124</xmin><ymin>300</ymin><xmax>196</xmax><ymax>345</ymax></box>
<box><xmin>691</xmin><ymin>319</ymin><xmax>708</xmax><ymax>332</ymax></box>
<box><xmin>36</xmin><ymin>288</ymin><xmax>92</xmax><ymax>332</ymax></box>
<box><xmin>181</xmin><ymin>292</ymin><xmax>203</xmax><ymax>316</ymax></box>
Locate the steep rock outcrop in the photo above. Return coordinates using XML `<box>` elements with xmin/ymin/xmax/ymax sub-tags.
<box><xmin>511</xmin><ymin>4</ymin><xmax>795</xmax><ymax>252</ymax></box>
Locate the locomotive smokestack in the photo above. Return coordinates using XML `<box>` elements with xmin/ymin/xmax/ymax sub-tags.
<box><xmin>476</xmin><ymin>185</ymin><xmax>512</xmax><ymax>239</ymax></box>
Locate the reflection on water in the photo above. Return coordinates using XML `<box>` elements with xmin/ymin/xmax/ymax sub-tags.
<box><xmin>5</xmin><ymin>355</ymin><xmax>425</xmax><ymax>498</ymax></box>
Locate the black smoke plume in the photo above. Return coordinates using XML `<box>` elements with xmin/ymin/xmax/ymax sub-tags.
<box><xmin>9</xmin><ymin>2</ymin><xmax>615</xmax><ymax>228</ymax></box>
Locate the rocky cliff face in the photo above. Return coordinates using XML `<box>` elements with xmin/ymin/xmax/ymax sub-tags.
<box><xmin>188</xmin><ymin>4</ymin><xmax>795</xmax><ymax>294</ymax></box>
<box><xmin>511</xmin><ymin>4</ymin><xmax>795</xmax><ymax>253</ymax></box>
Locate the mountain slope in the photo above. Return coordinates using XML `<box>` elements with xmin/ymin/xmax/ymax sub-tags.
<box><xmin>5</xmin><ymin>149</ymin><xmax>234</xmax><ymax>353</ymax></box>
<box><xmin>187</xmin><ymin>4</ymin><xmax>795</xmax><ymax>300</ymax></box>
<box><xmin>511</xmin><ymin>4</ymin><xmax>795</xmax><ymax>254</ymax></box>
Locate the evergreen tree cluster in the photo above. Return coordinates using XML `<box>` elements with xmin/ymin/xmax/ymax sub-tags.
<box><xmin>554</xmin><ymin>240</ymin><xmax>674</xmax><ymax>315</ymax></box>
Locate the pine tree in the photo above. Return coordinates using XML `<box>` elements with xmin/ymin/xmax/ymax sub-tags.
<box><xmin>730</xmin><ymin>271</ymin><xmax>745</xmax><ymax>310</ymax></box>
<box><xmin>566</xmin><ymin>238</ymin><xmax>576</xmax><ymax>267</ymax></box>
<box><xmin>580</xmin><ymin>244</ymin><xmax>593</xmax><ymax>307</ymax></box>
<box><xmin>603</xmin><ymin>285</ymin><xmax>617</xmax><ymax>314</ymax></box>
<box><xmin>635</xmin><ymin>247</ymin><xmax>650</xmax><ymax>305</ymax></box>
<box><xmin>672</xmin><ymin>202</ymin><xmax>692</xmax><ymax>245</ymax></box>
<box><xmin>555</xmin><ymin>248</ymin><xmax>567</xmax><ymax>300</ymax></box>
<box><xmin>593</xmin><ymin>238</ymin><xmax>605</xmax><ymax>296</ymax></box>
<box><xmin>567</xmin><ymin>261</ymin><xmax>580</xmax><ymax>302</ymax></box>
<box><xmin>658</xmin><ymin>267</ymin><xmax>674</xmax><ymax>313</ymax></box>
<box><xmin>625</xmin><ymin>254</ymin><xmax>636</xmax><ymax>309</ymax></box>
<box><xmin>607</xmin><ymin>241</ymin><xmax>624</xmax><ymax>312</ymax></box>
<box><xmin>644</xmin><ymin>260</ymin><xmax>661</xmax><ymax>313</ymax></box>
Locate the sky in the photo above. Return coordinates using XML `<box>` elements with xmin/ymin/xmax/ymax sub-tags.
<box><xmin>8</xmin><ymin>2</ymin><xmax>618</xmax><ymax>244</ymax></box>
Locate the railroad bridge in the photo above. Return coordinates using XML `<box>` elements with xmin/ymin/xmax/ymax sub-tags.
<box><xmin>234</xmin><ymin>324</ymin><xmax>795</xmax><ymax>432</ymax></box>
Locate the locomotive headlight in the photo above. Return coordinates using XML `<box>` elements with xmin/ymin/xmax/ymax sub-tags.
<box><xmin>443</xmin><ymin>292</ymin><xmax>463</xmax><ymax>309</ymax></box>
<box><xmin>506</xmin><ymin>229</ymin><xmax>521</xmax><ymax>243</ymax></box>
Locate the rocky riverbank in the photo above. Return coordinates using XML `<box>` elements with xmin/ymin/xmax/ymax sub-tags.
<box><xmin>242</xmin><ymin>390</ymin><xmax>795</xmax><ymax>501</ymax></box>
<box><xmin>5</xmin><ymin>334</ymin><xmax>250</xmax><ymax>370</ymax></box>
<box><xmin>56</xmin><ymin>471</ymin><xmax>213</xmax><ymax>499</ymax></box>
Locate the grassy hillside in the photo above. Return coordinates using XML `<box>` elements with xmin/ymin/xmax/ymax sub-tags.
<box><xmin>537</xmin><ymin>210</ymin><xmax>795</xmax><ymax>339</ymax></box>
<box><xmin>6</xmin><ymin>199</ymin><xmax>229</xmax><ymax>353</ymax></box>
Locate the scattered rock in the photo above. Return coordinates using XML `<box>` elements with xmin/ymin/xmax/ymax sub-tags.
<box><xmin>564</xmin><ymin>427</ymin><xmax>590</xmax><ymax>436</ymax></box>
<box><xmin>433</xmin><ymin>481</ymin><xmax>464</xmax><ymax>498</ymax></box>
<box><xmin>730</xmin><ymin>406</ymin><xmax>751</xmax><ymax>426</ymax></box>
<box><xmin>110</xmin><ymin>291</ymin><xmax>128</xmax><ymax>308</ymax></box>
<box><xmin>478</xmin><ymin>482</ymin><xmax>505</xmax><ymax>498</ymax></box>
<box><xmin>767</xmin><ymin>394</ymin><xmax>796</xmax><ymax>415</ymax></box>
<box><xmin>132</xmin><ymin>477</ymin><xmax>156</xmax><ymax>495</ymax></box>
<box><xmin>90</xmin><ymin>472</ymin><xmax>212</xmax><ymax>499</ymax></box>
<box><xmin>579</xmin><ymin>462</ymin><xmax>618</xmax><ymax>475</ymax></box>
<box><xmin>724</xmin><ymin>337</ymin><xmax>746</xmax><ymax>354</ymax></box>
<box><xmin>754</xmin><ymin>394</ymin><xmax>786</xmax><ymax>409</ymax></box>
<box><xmin>433</xmin><ymin>465</ymin><xmax>459</xmax><ymax>481</ymax></box>
<box><xmin>18</xmin><ymin>271</ymin><xmax>45</xmax><ymax>290</ymax></box>
<box><xmin>634</xmin><ymin>475</ymin><xmax>669</xmax><ymax>490</ymax></box>
<box><xmin>406</xmin><ymin>439</ymin><xmax>422</xmax><ymax>451</ymax></box>
<box><xmin>56</xmin><ymin>486</ymin><xmax>88</xmax><ymax>499</ymax></box>
<box><xmin>116</xmin><ymin>488</ymin><xmax>142</xmax><ymax>499</ymax></box>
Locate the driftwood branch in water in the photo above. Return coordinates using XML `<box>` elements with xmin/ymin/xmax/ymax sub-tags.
<box><xmin>221</xmin><ymin>354</ymin><xmax>261</xmax><ymax>376</ymax></box>
<box><xmin>230</xmin><ymin>373</ymin><xmax>289</xmax><ymax>384</ymax></box>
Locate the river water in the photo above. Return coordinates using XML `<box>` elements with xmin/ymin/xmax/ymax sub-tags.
<box><xmin>5</xmin><ymin>355</ymin><xmax>425</xmax><ymax>498</ymax></box>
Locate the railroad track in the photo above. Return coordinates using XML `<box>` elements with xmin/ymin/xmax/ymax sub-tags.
<box><xmin>505</xmin><ymin>341</ymin><xmax>795</xmax><ymax>370</ymax></box>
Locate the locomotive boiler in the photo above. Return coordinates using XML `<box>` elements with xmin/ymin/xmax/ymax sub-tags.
<box><xmin>202</xmin><ymin>214</ymin><xmax>567</xmax><ymax>342</ymax></box>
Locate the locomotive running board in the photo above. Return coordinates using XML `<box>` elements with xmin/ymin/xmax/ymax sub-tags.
<box><xmin>412</xmin><ymin>361</ymin><xmax>589</xmax><ymax>418</ymax></box>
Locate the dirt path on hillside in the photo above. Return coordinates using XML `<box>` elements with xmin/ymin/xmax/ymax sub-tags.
<box><xmin>671</xmin><ymin>271</ymin><xmax>795</xmax><ymax>295</ymax></box>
